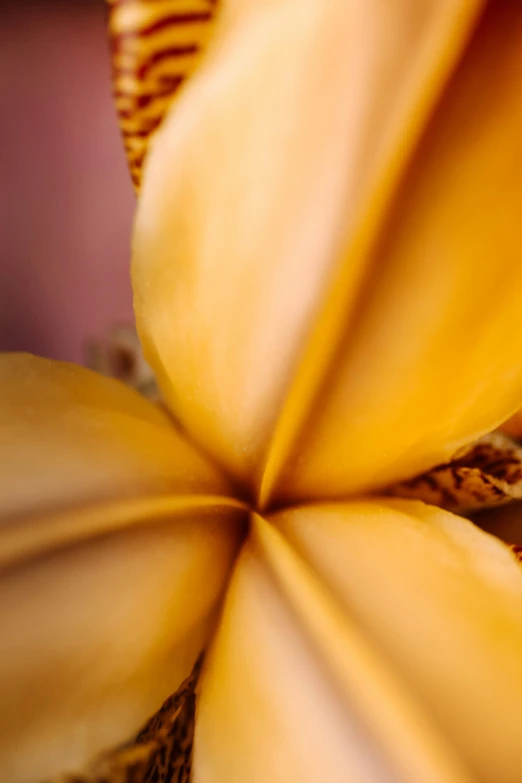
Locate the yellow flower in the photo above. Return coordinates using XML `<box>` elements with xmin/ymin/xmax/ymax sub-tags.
<box><xmin>3</xmin><ymin>1</ymin><xmax>522</xmax><ymax>781</ymax></box>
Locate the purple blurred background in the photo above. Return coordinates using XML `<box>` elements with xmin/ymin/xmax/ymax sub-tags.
<box><xmin>0</xmin><ymin>0</ymin><xmax>135</xmax><ymax>364</ymax></box>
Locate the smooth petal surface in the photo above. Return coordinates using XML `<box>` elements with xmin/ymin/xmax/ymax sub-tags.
<box><xmin>0</xmin><ymin>497</ymin><xmax>245</xmax><ymax>783</ymax></box>
<box><xmin>271</xmin><ymin>500</ymin><xmax>522</xmax><ymax>783</ymax></box>
<box><xmin>193</xmin><ymin>516</ymin><xmax>471</xmax><ymax>783</ymax></box>
<box><xmin>0</xmin><ymin>353</ymin><xmax>233</xmax><ymax>520</ymax></box>
<box><xmin>0</xmin><ymin>354</ymin><xmax>247</xmax><ymax>780</ymax></box>
<box><xmin>133</xmin><ymin>0</ymin><xmax>480</xmax><ymax>490</ymax></box>
<box><xmin>276</xmin><ymin>2</ymin><xmax>522</xmax><ymax>501</ymax></box>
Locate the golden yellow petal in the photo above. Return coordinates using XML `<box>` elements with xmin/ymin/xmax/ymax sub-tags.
<box><xmin>0</xmin><ymin>353</ymin><xmax>233</xmax><ymax>520</ymax></box>
<box><xmin>193</xmin><ymin>515</ymin><xmax>471</xmax><ymax>783</ymax></box>
<box><xmin>276</xmin><ymin>3</ymin><xmax>522</xmax><ymax>502</ymax></box>
<box><xmin>271</xmin><ymin>500</ymin><xmax>522</xmax><ymax>783</ymax></box>
<box><xmin>133</xmin><ymin>0</ymin><xmax>480</xmax><ymax>492</ymax></box>
<box><xmin>0</xmin><ymin>496</ymin><xmax>245</xmax><ymax>783</ymax></box>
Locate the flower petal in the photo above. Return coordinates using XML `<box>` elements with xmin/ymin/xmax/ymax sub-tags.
<box><xmin>133</xmin><ymin>0</ymin><xmax>480</xmax><ymax>491</ymax></box>
<box><xmin>0</xmin><ymin>353</ymin><xmax>233</xmax><ymax>520</ymax></box>
<box><xmin>56</xmin><ymin>655</ymin><xmax>202</xmax><ymax>783</ymax></box>
<box><xmin>0</xmin><ymin>353</ymin><xmax>246</xmax><ymax>780</ymax></box>
<box><xmin>108</xmin><ymin>0</ymin><xmax>218</xmax><ymax>188</ymax></box>
<box><xmin>0</xmin><ymin>496</ymin><xmax>245</xmax><ymax>783</ymax></box>
<box><xmin>193</xmin><ymin>515</ymin><xmax>471</xmax><ymax>783</ymax></box>
<box><xmin>270</xmin><ymin>500</ymin><xmax>522</xmax><ymax>783</ymax></box>
<box><xmin>388</xmin><ymin>433</ymin><xmax>522</xmax><ymax>514</ymax></box>
<box><xmin>276</xmin><ymin>2</ymin><xmax>522</xmax><ymax>501</ymax></box>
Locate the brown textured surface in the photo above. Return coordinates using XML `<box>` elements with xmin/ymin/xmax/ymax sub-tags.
<box><xmin>388</xmin><ymin>432</ymin><xmax>522</xmax><ymax>514</ymax></box>
<box><xmin>107</xmin><ymin>0</ymin><xmax>218</xmax><ymax>189</ymax></box>
<box><xmin>50</xmin><ymin>657</ymin><xmax>202</xmax><ymax>783</ymax></box>
<box><xmin>86</xmin><ymin>325</ymin><xmax>160</xmax><ymax>401</ymax></box>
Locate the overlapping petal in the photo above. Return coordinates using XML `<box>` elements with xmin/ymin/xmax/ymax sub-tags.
<box><xmin>3</xmin><ymin>0</ymin><xmax>521</xmax><ymax>779</ymax></box>
<box><xmin>267</xmin><ymin>500</ymin><xmax>522</xmax><ymax>783</ymax></box>
<box><xmin>133</xmin><ymin>0</ymin><xmax>481</xmax><ymax>492</ymax></box>
<box><xmin>0</xmin><ymin>353</ymin><xmax>234</xmax><ymax>520</ymax></box>
<box><xmin>193</xmin><ymin>513</ymin><xmax>471</xmax><ymax>783</ymax></box>
<box><xmin>0</xmin><ymin>354</ymin><xmax>247</xmax><ymax>782</ymax></box>
<box><xmin>275</xmin><ymin>3</ymin><xmax>522</xmax><ymax>502</ymax></box>
<box><xmin>0</xmin><ymin>499</ymin><xmax>245</xmax><ymax>783</ymax></box>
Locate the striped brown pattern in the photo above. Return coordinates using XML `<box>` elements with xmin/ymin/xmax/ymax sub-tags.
<box><xmin>388</xmin><ymin>432</ymin><xmax>522</xmax><ymax>514</ymax></box>
<box><xmin>108</xmin><ymin>0</ymin><xmax>218</xmax><ymax>189</ymax></box>
<box><xmin>52</xmin><ymin>656</ymin><xmax>202</xmax><ymax>782</ymax></box>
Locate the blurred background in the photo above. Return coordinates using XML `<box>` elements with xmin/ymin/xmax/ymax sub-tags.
<box><xmin>0</xmin><ymin>0</ymin><xmax>135</xmax><ymax>364</ymax></box>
